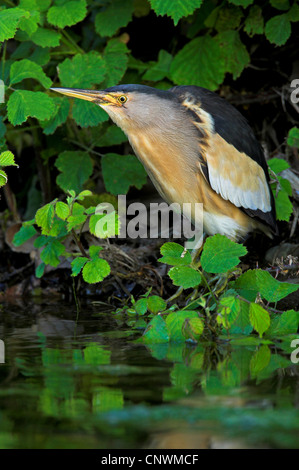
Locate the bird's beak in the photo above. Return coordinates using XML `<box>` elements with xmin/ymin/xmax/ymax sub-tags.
<box><xmin>50</xmin><ymin>87</ymin><xmax>117</xmax><ymax>106</ymax></box>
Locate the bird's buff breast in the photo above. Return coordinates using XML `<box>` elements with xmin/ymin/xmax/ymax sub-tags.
<box><xmin>128</xmin><ymin>132</ymin><xmax>254</xmax><ymax>240</ymax></box>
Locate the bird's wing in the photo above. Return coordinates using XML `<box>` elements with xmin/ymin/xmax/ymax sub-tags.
<box><xmin>170</xmin><ymin>86</ymin><xmax>277</xmax><ymax>232</ymax></box>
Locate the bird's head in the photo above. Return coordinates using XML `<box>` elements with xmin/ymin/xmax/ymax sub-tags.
<box><xmin>50</xmin><ymin>84</ymin><xmax>177</xmax><ymax>134</ymax></box>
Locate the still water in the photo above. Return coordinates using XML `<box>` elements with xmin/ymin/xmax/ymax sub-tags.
<box><xmin>0</xmin><ymin>300</ymin><xmax>298</xmax><ymax>449</ymax></box>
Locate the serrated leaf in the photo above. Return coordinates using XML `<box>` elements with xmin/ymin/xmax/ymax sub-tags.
<box><xmin>265</xmin><ymin>14</ymin><xmax>291</xmax><ymax>46</ymax></box>
<box><xmin>287</xmin><ymin>127</ymin><xmax>299</xmax><ymax>148</ymax></box>
<box><xmin>82</xmin><ymin>258</ymin><xmax>111</xmax><ymax>283</ymax></box>
<box><xmin>0</xmin><ymin>151</ymin><xmax>18</xmax><ymax>167</ymax></box>
<box><xmin>166</xmin><ymin>310</ymin><xmax>199</xmax><ymax>342</ymax></box>
<box><xmin>35</xmin><ymin>202</ymin><xmax>55</xmax><ymax>235</ymax></box>
<box><xmin>102</xmin><ymin>39</ymin><xmax>129</xmax><ymax>88</ymax></box>
<box><xmin>232</xmin><ymin>269</ymin><xmax>298</xmax><ymax>302</ymax></box>
<box><xmin>71</xmin><ymin>256</ymin><xmax>88</xmax><ymax>276</ymax></box>
<box><xmin>0</xmin><ymin>7</ymin><xmax>29</xmax><ymax>41</ymax></box>
<box><xmin>30</xmin><ymin>27</ymin><xmax>61</xmax><ymax>47</ymax></box>
<box><xmin>249</xmin><ymin>303</ymin><xmax>270</xmax><ymax>337</ymax></box>
<box><xmin>7</xmin><ymin>90</ymin><xmax>55</xmax><ymax>126</ymax></box>
<box><xmin>0</xmin><ymin>169</ymin><xmax>7</xmax><ymax>187</ymax></box>
<box><xmin>101</xmin><ymin>153</ymin><xmax>147</xmax><ymax>195</ymax></box>
<box><xmin>168</xmin><ymin>266</ymin><xmax>201</xmax><ymax>289</ymax></box>
<box><xmin>143</xmin><ymin>50</ymin><xmax>173</xmax><ymax>81</ymax></box>
<box><xmin>274</xmin><ymin>187</ymin><xmax>293</xmax><ymax>221</ymax></box>
<box><xmin>217</xmin><ymin>295</ymin><xmax>241</xmax><ymax>328</ymax></box>
<box><xmin>40</xmin><ymin>239</ymin><xmax>66</xmax><ymax>267</ymax></box>
<box><xmin>55</xmin><ymin>201</ymin><xmax>70</xmax><ymax>220</ymax></box>
<box><xmin>268</xmin><ymin>157</ymin><xmax>290</xmax><ymax>173</ymax></box>
<box><xmin>134</xmin><ymin>298</ymin><xmax>148</xmax><ymax>315</ymax></box>
<box><xmin>10</xmin><ymin>59</ymin><xmax>52</xmax><ymax>88</ymax></box>
<box><xmin>59</xmin><ymin>51</ymin><xmax>106</xmax><ymax>88</ymax></box>
<box><xmin>72</xmin><ymin>99</ymin><xmax>108</xmax><ymax>128</ymax></box>
<box><xmin>149</xmin><ymin>0</ymin><xmax>203</xmax><ymax>25</ymax></box>
<box><xmin>19</xmin><ymin>0</ymin><xmax>40</xmax><ymax>36</ymax></box>
<box><xmin>12</xmin><ymin>224</ymin><xmax>37</xmax><ymax>247</ymax></box>
<box><xmin>182</xmin><ymin>317</ymin><xmax>204</xmax><ymax>341</ymax></box>
<box><xmin>41</xmin><ymin>97</ymin><xmax>70</xmax><ymax>135</ymax></box>
<box><xmin>89</xmin><ymin>245</ymin><xmax>103</xmax><ymax>259</ymax></box>
<box><xmin>216</xmin><ymin>30</ymin><xmax>250</xmax><ymax>79</ymax></box>
<box><xmin>159</xmin><ymin>242</ymin><xmax>192</xmax><ymax>266</ymax></box>
<box><xmin>267</xmin><ymin>310</ymin><xmax>299</xmax><ymax>337</ymax></box>
<box><xmin>47</xmin><ymin>0</ymin><xmax>87</xmax><ymax>28</ymax></box>
<box><xmin>147</xmin><ymin>295</ymin><xmax>167</xmax><ymax>314</ymax></box>
<box><xmin>170</xmin><ymin>35</ymin><xmax>225</xmax><ymax>90</ymax></box>
<box><xmin>142</xmin><ymin>315</ymin><xmax>169</xmax><ymax>344</ymax></box>
<box><xmin>244</xmin><ymin>5</ymin><xmax>264</xmax><ymax>36</ymax></box>
<box><xmin>55</xmin><ymin>151</ymin><xmax>93</xmax><ymax>194</ymax></box>
<box><xmin>95</xmin><ymin>0</ymin><xmax>134</xmax><ymax>37</ymax></box>
<box><xmin>67</xmin><ymin>202</ymin><xmax>87</xmax><ymax>231</ymax></box>
<box><xmin>201</xmin><ymin>234</ymin><xmax>247</xmax><ymax>273</ymax></box>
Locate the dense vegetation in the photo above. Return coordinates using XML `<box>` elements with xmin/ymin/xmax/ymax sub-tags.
<box><xmin>0</xmin><ymin>0</ymin><xmax>299</xmax><ymax>346</ymax></box>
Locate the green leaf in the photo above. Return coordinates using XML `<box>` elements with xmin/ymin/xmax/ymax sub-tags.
<box><xmin>47</xmin><ymin>0</ymin><xmax>87</xmax><ymax>28</ymax></box>
<box><xmin>67</xmin><ymin>202</ymin><xmax>87</xmax><ymax>231</ymax></box>
<box><xmin>216</xmin><ymin>30</ymin><xmax>250</xmax><ymax>79</ymax></box>
<box><xmin>142</xmin><ymin>315</ymin><xmax>169</xmax><ymax>344</ymax></box>
<box><xmin>217</xmin><ymin>295</ymin><xmax>241</xmax><ymax>328</ymax></box>
<box><xmin>270</xmin><ymin>0</ymin><xmax>290</xmax><ymax>10</ymax></box>
<box><xmin>55</xmin><ymin>151</ymin><xmax>93</xmax><ymax>194</ymax></box>
<box><xmin>95</xmin><ymin>126</ymin><xmax>127</xmax><ymax>147</ymax></box>
<box><xmin>249</xmin><ymin>303</ymin><xmax>270</xmax><ymax>337</ymax></box>
<box><xmin>71</xmin><ymin>256</ymin><xmax>88</xmax><ymax>276</ymax></box>
<box><xmin>250</xmin><ymin>345</ymin><xmax>271</xmax><ymax>376</ymax></box>
<box><xmin>0</xmin><ymin>170</ymin><xmax>7</xmax><ymax>187</ymax></box>
<box><xmin>36</xmin><ymin>262</ymin><xmax>45</xmax><ymax>278</ymax></box>
<box><xmin>201</xmin><ymin>234</ymin><xmax>247</xmax><ymax>273</ymax></box>
<box><xmin>143</xmin><ymin>50</ymin><xmax>173</xmax><ymax>81</ymax></box>
<box><xmin>182</xmin><ymin>317</ymin><xmax>204</xmax><ymax>342</ymax></box>
<box><xmin>265</xmin><ymin>14</ymin><xmax>291</xmax><ymax>46</ymax></box>
<box><xmin>10</xmin><ymin>59</ymin><xmax>52</xmax><ymax>88</ymax></box>
<box><xmin>231</xmin><ymin>269</ymin><xmax>299</xmax><ymax>303</ymax></box>
<box><xmin>134</xmin><ymin>298</ymin><xmax>148</xmax><ymax>315</ymax></box>
<box><xmin>18</xmin><ymin>0</ymin><xmax>40</xmax><ymax>36</ymax></box>
<box><xmin>59</xmin><ymin>52</ymin><xmax>106</xmax><ymax>88</ymax></box>
<box><xmin>244</xmin><ymin>5</ymin><xmax>264</xmax><ymax>36</ymax></box>
<box><xmin>40</xmin><ymin>239</ymin><xmax>66</xmax><ymax>267</ymax></box>
<box><xmin>29</xmin><ymin>27</ymin><xmax>61</xmax><ymax>47</ymax></box>
<box><xmin>274</xmin><ymin>187</ymin><xmax>293</xmax><ymax>221</ymax></box>
<box><xmin>170</xmin><ymin>35</ymin><xmax>225</xmax><ymax>90</ymax></box>
<box><xmin>287</xmin><ymin>127</ymin><xmax>299</xmax><ymax>148</ymax></box>
<box><xmin>55</xmin><ymin>201</ymin><xmax>70</xmax><ymax>220</ymax></box>
<box><xmin>206</xmin><ymin>5</ymin><xmax>243</xmax><ymax>32</ymax></box>
<box><xmin>102</xmin><ymin>39</ymin><xmax>129</xmax><ymax>88</ymax></box>
<box><xmin>228</xmin><ymin>0</ymin><xmax>253</xmax><ymax>5</ymax></box>
<box><xmin>101</xmin><ymin>153</ymin><xmax>147</xmax><ymax>195</ymax></box>
<box><xmin>149</xmin><ymin>0</ymin><xmax>203</xmax><ymax>25</ymax></box>
<box><xmin>41</xmin><ymin>97</ymin><xmax>70</xmax><ymax>135</ymax></box>
<box><xmin>147</xmin><ymin>295</ymin><xmax>167</xmax><ymax>314</ymax></box>
<box><xmin>95</xmin><ymin>0</ymin><xmax>134</xmax><ymax>37</ymax></box>
<box><xmin>90</xmin><ymin>211</ymin><xmax>119</xmax><ymax>238</ymax></box>
<box><xmin>7</xmin><ymin>90</ymin><xmax>55</xmax><ymax>126</ymax></box>
<box><xmin>168</xmin><ymin>266</ymin><xmax>201</xmax><ymax>289</ymax></box>
<box><xmin>0</xmin><ymin>151</ymin><xmax>18</xmax><ymax>167</ymax></box>
<box><xmin>35</xmin><ymin>203</ymin><xmax>56</xmax><ymax>235</ymax></box>
<box><xmin>72</xmin><ymin>99</ymin><xmax>108</xmax><ymax>127</ymax></box>
<box><xmin>0</xmin><ymin>8</ymin><xmax>30</xmax><ymax>41</ymax></box>
<box><xmin>166</xmin><ymin>310</ymin><xmax>199</xmax><ymax>342</ymax></box>
<box><xmin>89</xmin><ymin>245</ymin><xmax>103</xmax><ymax>259</ymax></box>
<box><xmin>12</xmin><ymin>224</ymin><xmax>37</xmax><ymax>247</ymax></box>
<box><xmin>82</xmin><ymin>258</ymin><xmax>111</xmax><ymax>283</ymax></box>
<box><xmin>267</xmin><ymin>310</ymin><xmax>299</xmax><ymax>337</ymax></box>
<box><xmin>159</xmin><ymin>242</ymin><xmax>192</xmax><ymax>266</ymax></box>
<box><xmin>268</xmin><ymin>157</ymin><xmax>290</xmax><ymax>173</ymax></box>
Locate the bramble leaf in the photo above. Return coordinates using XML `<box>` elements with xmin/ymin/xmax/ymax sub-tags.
<box><xmin>95</xmin><ymin>0</ymin><xmax>134</xmax><ymax>37</ymax></box>
<box><xmin>71</xmin><ymin>256</ymin><xmax>88</xmax><ymax>276</ymax></box>
<box><xmin>0</xmin><ymin>8</ymin><xmax>29</xmax><ymax>42</ymax></box>
<box><xmin>168</xmin><ymin>266</ymin><xmax>202</xmax><ymax>289</ymax></box>
<box><xmin>47</xmin><ymin>0</ymin><xmax>87</xmax><ymax>28</ymax></box>
<box><xmin>265</xmin><ymin>14</ymin><xmax>291</xmax><ymax>46</ymax></box>
<box><xmin>82</xmin><ymin>258</ymin><xmax>111</xmax><ymax>283</ymax></box>
<box><xmin>101</xmin><ymin>153</ymin><xmax>147</xmax><ymax>194</ymax></box>
<box><xmin>159</xmin><ymin>242</ymin><xmax>192</xmax><ymax>266</ymax></box>
<box><xmin>7</xmin><ymin>90</ymin><xmax>55</xmax><ymax>126</ymax></box>
<box><xmin>249</xmin><ymin>302</ymin><xmax>270</xmax><ymax>337</ymax></box>
<box><xmin>10</xmin><ymin>59</ymin><xmax>52</xmax><ymax>88</ymax></box>
<box><xmin>201</xmin><ymin>235</ymin><xmax>247</xmax><ymax>273</ymax></box>
<box><xmin>149</xmin><ymin>0</ymin><xmax>203</xmax><ymax>25</ymax></box>
<box><xmin>55</xmin><ymin>151</ymin><xmax>93</xmax><ymax>194</ymax></box>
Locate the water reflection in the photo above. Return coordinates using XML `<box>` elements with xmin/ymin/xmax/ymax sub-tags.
<box><xmin>0</xmin><ymin>301</ymin><xmax>298</xmax><ymax>449</ymax></box>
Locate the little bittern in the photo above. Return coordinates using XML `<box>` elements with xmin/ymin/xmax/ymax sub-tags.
<box><xmin>51</xmin><ymin>84</ymin><xmax>277</xmax><ymax>241</ymax></box>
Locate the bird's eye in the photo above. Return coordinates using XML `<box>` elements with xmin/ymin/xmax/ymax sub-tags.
<box><xmin>118</xmin><ymin>95</ymin><xmax>127</xmax><ymax>104</ymax></box>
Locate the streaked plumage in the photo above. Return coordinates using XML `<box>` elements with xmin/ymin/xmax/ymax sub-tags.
<box><xmin>51</xmin><ymin>84</ymin><xmax>277</xmax><ymax>241</ymax></box>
